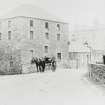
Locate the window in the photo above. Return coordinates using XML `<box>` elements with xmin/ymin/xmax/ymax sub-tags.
<box><xmin>67</xmin><ymin>41</ymin><xmax>70</xmax><ymax>45</ymax></box>
<box><xmin>8</xmin><ymin>31</ymin><xmax>11</xmax><ymax>40</ymax></box>
<box><xmin>0</xmin><ymin>33</ymin><xmax>1</xmax><ymax>40</ymax></box>
<box><xmin>10</xmin><ymin>56</ymin><xmax>13</xmax><ymax>67</ymax></box>
<box><xmin>57</xmin><ymin>34</ymin><xmax>60</xmax><ymax>40</ymax></box>
<box><xmin>45</xmin><ymin>22</ymin><xmax>48</xmax><ymax>29</ymax></box>
<box><xmin>30</xmin><ymin>31</ymin><xmax>34</xmax><ymax>40</ymax></box>
<box><xmin>57</xmin><ymin>53</ymin><xmax>61</xmax><ymax>60</ymax></box>
<box><xmin>44</xmin><ymin>46</ymin><xmax>48</xmax><ymax>53</ymax></box>
<box><xmin>45</xmin><ymin>33</ymin><xmax>49</xmax><ymax>39</ymax></box>
<box><xmin>30</xmin><ymin>20</ymin><xmax>33</xmax><ymax>27</ymax></box>
<box><xmin>57</xmin><ymin>24</ymin><xmax>60</xmax><ymax>30</ymax></box>
<box><xmin>8</xmin><ymin>21</ymin><xmax>11</xmax><ymax>28</ymax></box>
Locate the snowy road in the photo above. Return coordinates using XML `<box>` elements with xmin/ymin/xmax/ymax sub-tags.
<box><xmin>0</xmin><ymin>68</ymin><xmax>105</xmax><ymax>105</ymax></box>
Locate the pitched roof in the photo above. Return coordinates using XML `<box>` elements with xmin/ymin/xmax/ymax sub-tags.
<box><xmin>1</xmin><ymin>4</ymin><xmax>66</xmax><ymax>23</ymax></box>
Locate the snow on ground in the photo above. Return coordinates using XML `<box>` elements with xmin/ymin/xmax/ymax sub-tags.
<box><xmin>0</xmin><ymin>68</ymin><xmax>105</xmax><ymax>105</ymax></box>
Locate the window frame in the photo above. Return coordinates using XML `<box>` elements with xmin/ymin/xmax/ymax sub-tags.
<box><xmin>45</xmin><ymin>32</ymin><xmax>49</xmax><ymax>39</ymax></box>
<box><xmin>57</xmin><ymin>24</ymin><xmax>60</xmax><ymax>31</ymax></box>
<box><xmin>30</xmin><ymin>31</ymin><xmax>34</xmax><ymax>40</ymax></box>
<box><xmin>44</xmin><ymin>46</ymin><xmax>48</xmax><ymax>53</ymax></box>
<box><xmin>57</xmin><ymin>33</ymin><xmax>60</xmax><ymax>40</ymax></box>
<box><xmin>57</xmin><ymin>53</ymin><xmax>61</xmax><ymax>60</ymax></box>
<box><xmin>30</xmin><ymin>20</ymin><xmax>34</xmax><ymax>27</ymax></box>
<box><xmin>45</xmin><ymin>22</ymin><xmax>49</xmax><ymax>29</ymax></box>
<box><xmin>8</xmin><ymin>21</ymin><xmax>11</xmax><ymax>28</ymax></box>
<box><xmin>8</xmin><ymin>31</ymin><xmax>11</xmax><ymax>40</ymax></box>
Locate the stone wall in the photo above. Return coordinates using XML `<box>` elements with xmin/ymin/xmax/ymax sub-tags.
<box><xmin>0</xmin><ymin>48</ymin><xmax>22</xmax><ymax>75</ymax></box>
<box><xmin>0</xmin><ymin>16</ymin><xmax>69</xmax><ymax>62</ymax></box>
<box><xmin>88</xmin><ymin>64</ymin><xmax>105</xmax><ymax>84</ymax></box>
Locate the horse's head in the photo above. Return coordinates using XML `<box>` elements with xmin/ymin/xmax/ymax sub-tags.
<box><xmin>31</xmin><ymin>57</ymin><xmax>35</xmax><ymax>64</ymax></box>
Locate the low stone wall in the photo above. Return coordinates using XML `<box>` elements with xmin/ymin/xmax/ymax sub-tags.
<box><xmin>88</xmin><ymin>63</ymin><xmax>105</xmax><ymax>84</ymax></box>
<box><xmin>22</xmin><ymin>63</ymin><xmax>37</xmax><ymax>74</ymax></box>
<box><xmin>0</xmin><ymin>49</ymin><xmax>22</xmax><ymax>75</ymax></box>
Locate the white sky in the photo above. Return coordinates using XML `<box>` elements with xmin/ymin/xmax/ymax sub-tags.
<box><xmin>0</xmin><ymin>0</ymin><xmax>105</xmax><ymax>31</ymax></box>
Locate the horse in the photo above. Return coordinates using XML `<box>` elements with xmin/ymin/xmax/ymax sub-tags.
<box><xmin>39</xmin><ymin>58</ymin><xmax>45</xmax><ymax>72</ymax></box>
<box><xmin>31</xmin><ymin>56</ymin><xmax>56</xmax><ymax>73</ymax></box>
<box><xmin>31</xmin><ymin>57</ymin><xmax>40</xmax><ymax>72</ymax></box>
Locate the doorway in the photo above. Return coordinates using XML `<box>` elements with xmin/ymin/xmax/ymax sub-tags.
<box><xmin>57</xmin><ymin>53</ymin><xmax>61</xmax><ymax>60</ymax></box>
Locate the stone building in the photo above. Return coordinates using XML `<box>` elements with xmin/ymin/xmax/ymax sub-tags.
<box><xmin>69</xmin><ymin>43</ymin><xmax>90</xmax><ymax>69</ymax></box>
<box><xmin>69</xmin><ymin>26</ymin><xmax>105</xmax><ymax>70</ymax></box>
<box><xmin>0</xmin><ymin>5</ymin><xmax>69</xmax><ymax>73</ymax></box>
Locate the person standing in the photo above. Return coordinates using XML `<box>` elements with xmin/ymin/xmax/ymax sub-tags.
<box><xmin>51</xmin><ymin>57</ymin><xmax>56</xmax><ymax>71</ymax></box>
<box><xmin>39</xmin><ymin>58</ymin><xmax>42</xmax><ymax>72</ymax></box>
<box><xmin>35</xmin><ymin>57</ymin><xmax>39</xmax><ymax>72</ymax></box>
<box><xmin>42</xmin><ymin>58</ymin><xmax>45</xmax><ymax>72</ymax></box>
